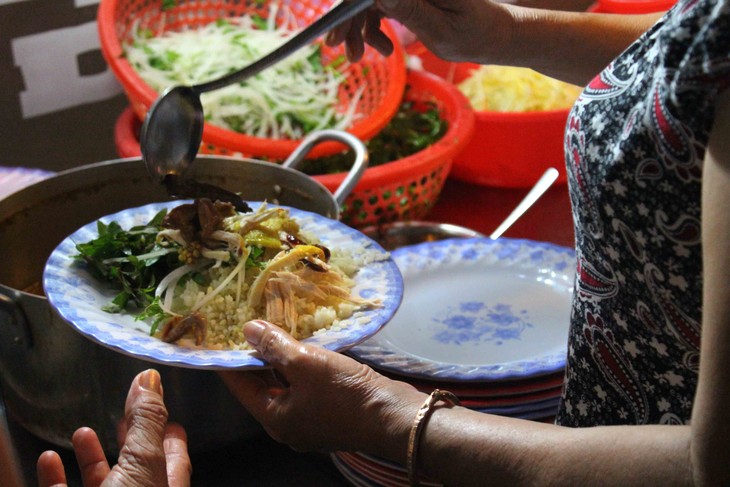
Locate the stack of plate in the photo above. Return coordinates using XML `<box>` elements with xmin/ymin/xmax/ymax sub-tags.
<box><xmin>334</xmin><ymin>237</ymin><xmax>576</xmax><ymax>486</ymax></box>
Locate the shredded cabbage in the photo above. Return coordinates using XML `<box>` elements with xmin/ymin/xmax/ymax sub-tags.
<box><xmin>457</xmin><ymin>65</ymin><xmax>583</xmax><ymax>112</ymax></box>
<box><xmin>125</xmin><ymin>8</ymin><xmax>361</xmax><ymax>139</ymax></box>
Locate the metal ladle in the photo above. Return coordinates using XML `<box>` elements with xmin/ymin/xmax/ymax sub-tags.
<box><xmin>139</xmin><ymin>0</ymin><xmax>374</xmax><ymax>188</ymax></box>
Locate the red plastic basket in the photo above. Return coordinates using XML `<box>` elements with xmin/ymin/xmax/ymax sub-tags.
<box><xmin>98</xmin><ymin>0</ymin><xmax>407</xmax><ymax>160</ymax></box>
<box><xmin>115</xmin><ymin>69</ymin><xmax>475</xmax><ymax>227</ymax></box>
<box><xmin>407</xmin><ymin>42</ymin><xmax>571</xmax><ymax>188</ymax></box>
<box><xmin>587</xmin><ymin>0</ymin><xmax>676</xmax><ymax>13</ymax></box>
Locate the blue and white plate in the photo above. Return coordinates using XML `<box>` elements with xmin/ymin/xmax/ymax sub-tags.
<box><xmin>43</xmin><ymin>201</ymin><xmax>404</xmax><ymax>369</ymax></box>
<box><xmin>347</xmin><ymin>238</ymin><xmax>575</xmax><ymax>381</ymax></box>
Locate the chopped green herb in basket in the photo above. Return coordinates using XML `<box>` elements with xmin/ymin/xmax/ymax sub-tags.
<box><xmin>299</xmin><ymin>95</ymin><xmax>448</xmax><ymax>175</ymax></box>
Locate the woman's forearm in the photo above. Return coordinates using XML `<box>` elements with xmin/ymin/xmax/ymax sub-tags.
<box><xmin>371</xmin><ymin>403</ymin><xmax>693</xmax><ymax>486</ymax></box>
<box><xmin>494</xmin><ymin>6</ymin><xmax>664</xmax><ymax>84</ymax></box>
<box><xmin>694</xmin><ymin>90</ymin><xmax>730</xmax><ymax>486</ymax></box>
<box><xmin>361</xmin><ymin>385</ymin><xmax>692</xmax><ymax>486</ymax></box>
<box><xmin>376</xmin><ymin>0</ymin><xmax>661</xmax><ymax>85</ymax></box>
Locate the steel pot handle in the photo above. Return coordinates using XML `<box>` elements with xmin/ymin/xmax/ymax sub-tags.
<box><xmin>281</xmin><ymin>129</ymin><xmax>369</xmax><ymax>206</ymax></box>
<box><xmin>0</xmin><ymin>288</ymin><xmax>33</xmax><ymax>348</ymax></box>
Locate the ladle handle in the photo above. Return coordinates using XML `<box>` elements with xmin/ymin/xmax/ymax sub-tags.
<box><xmin>192</xmin><ymin>0</ymin><xmax>375</xmax><ymax>94</ymax></box>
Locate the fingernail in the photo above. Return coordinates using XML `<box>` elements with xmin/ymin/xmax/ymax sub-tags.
<box><xmin>139</xmin><ymin>369</ymin><xmax>162</xmax><ymax>394</ymax></box>
<box><xmin>345</xmin><ymin>42</ymin><xmax>356</xmax><ymax>62</ymax></box>
<box><xmin>244</xmin><ymin>320</ymin><xmax>267</xmax><ymax>346</ymax></box>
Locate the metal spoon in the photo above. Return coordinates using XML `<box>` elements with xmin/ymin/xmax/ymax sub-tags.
<box><xmin>360</xmin><ymin>168</ymin><xmax>560</xmax><ymax>249</ymax></box>
<box><xmin>140</xmin><ymin>0</ymin><xmax>374</xmax><ymax>185</ymax></box>
<box><xmin>489</xmin><ymin>167</ymin><xmax>560</xmax><ymax>240</ymax></box>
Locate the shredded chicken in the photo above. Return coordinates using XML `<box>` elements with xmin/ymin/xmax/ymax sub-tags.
<box><xmin>263</xmin><ymin>269</ymin><xmax>381</xmax><ymax>339</ymax></box>
<box><xmin>148</xmin><ymin>200</ymin><xmax>381</xmax><ymax>349</ymax></box>
<box><xmin>247</xmin><ymin>245</ymin><xmax>327</xmax><ymax>307</ymax></box>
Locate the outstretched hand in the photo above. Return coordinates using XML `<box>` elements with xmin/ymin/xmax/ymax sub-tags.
<box><xmin>219</xmin><ymin>320</ymin><xmax>425</xmax><ymax>456</ymax></box>
<box><xmin>36</xmin><ymin>369</ymin><xmax>191</xmax><ymax>487</ymax></box>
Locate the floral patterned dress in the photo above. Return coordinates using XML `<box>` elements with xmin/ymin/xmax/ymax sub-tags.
<box><xmin>556</xmin><ymin>0</ymin><xmax>730</xmax><ymax>426</ymax></box>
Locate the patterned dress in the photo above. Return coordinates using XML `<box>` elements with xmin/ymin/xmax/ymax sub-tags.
<box><xmin>556</xmin><ymin>0</ymin><xmax>730</xmax><ymax>426</ymax></box>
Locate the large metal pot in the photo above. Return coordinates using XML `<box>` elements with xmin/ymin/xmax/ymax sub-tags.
<box><xmin>0</xmin><ymin>130</ymin><xmax>366</xmax><ymax>454</ymax></box>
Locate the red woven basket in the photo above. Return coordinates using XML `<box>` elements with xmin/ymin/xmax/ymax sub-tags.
<box><xmin>115</xmin><ymin>69</ymin><xmax>475</xmax><ymax>228</ymax></box>
<box><xmin>587</xmin><ymin>0</ymin><xmax>676</xmax><ymax>13</ymax></box>
<box><xmin>98</xmin><ymin>0</ymin><xmax>407</xmax><ymax>159</ymax></box>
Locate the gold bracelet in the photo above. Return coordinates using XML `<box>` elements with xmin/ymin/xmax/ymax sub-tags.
<box><xmin>407</xmin><ymin>389</ymin><xmax>461</xmax><ymax>487</ymax></box>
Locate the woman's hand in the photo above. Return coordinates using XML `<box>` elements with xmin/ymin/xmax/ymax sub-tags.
<box><xmin>325</xmin><ymin>0</ymin><xmax>658</xmax><ymax>86</ymax></box>
<box><xmin>36</xmin><ymin>369</ymin><xmax>191</xmax><ymax>487</ymax></box>
<box><xmin>219</xmin><ymin>320</ymin><xmax>425</xmax><ymax>457</ymax></box>
<box><xmin>325</xmin><ymin>0</ymin><xmax>512</xmax><ymax>63</ymax></box>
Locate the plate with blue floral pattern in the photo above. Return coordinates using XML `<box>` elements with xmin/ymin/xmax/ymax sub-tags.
<box><xmin>347</xmin><ymin>238</ymin><xmax>575</xmax><ymax>381</ymax></box>
<box><xmin>43</xmin><ymin>201</ymin><xmax>404</xmax><ymax>370</ymax></box>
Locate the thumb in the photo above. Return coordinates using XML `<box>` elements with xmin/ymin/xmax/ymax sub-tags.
<box><xmin>125</xmin><ymin>369</ymin><xmax>168</xmax><ymax>438</ymax></box>
<box><xmin>114</xmin><ymin>369</ymin><xmax>170</xmax><ymax>486</ymax></box>
<box><xmin>218</xmin><ymin>320</ymin><xmax>303</xmax><ymax>419</ymax></box>
<box><xmin>244</xmin><ymin>320</ymin><xmax>304</xmax><ymax>371</ymax></box>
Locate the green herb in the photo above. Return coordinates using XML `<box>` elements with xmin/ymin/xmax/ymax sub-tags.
<box><xmin>246</xmin><ymin>245</ymin><xmax>266</xmax><ymax>268</ymax></box>
<box><xmin>251</xmin><ymin>13</ymin><xmax>268</xmax><ymax>30</ymax></box>
<box><xmin>136</xmin><ymin>297</ymin><xmax>168</xmax><ymax>336</ymax></box>
<box><xmin>327</xmin><ymin>54</ymin><xmax>346</xmax><ymax>70</ymax></box>
<box><xmin>191</xmin><ymin>272</ymin><xmax>208</xmax><ymax>286</ymax></box>
<box><xmin>299</xmin><ymin>90</ymin><xmax>448</xmax><ymax>175</ymax></box>
<box><xmin>74</xmin><ymin>209</ymin><xmax>181</xmax><ymax>313</ymax></box>
<box><xmin>161</xmin><ymin>0</ymin><xmax>177</xmax><ymax>11</ymax></box>
<box><xmin>147</xmin><ymin>49</ymin><xmax>180</xmax><ymax>71</ymax></box>
<box><xmin>308</xmin><ymin>46</ymin><xmax>325</xmax><ymax>72</ymax></box>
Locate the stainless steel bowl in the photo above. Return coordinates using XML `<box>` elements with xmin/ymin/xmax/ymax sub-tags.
<box><xmin>360</xmin><ymin>221</ymin><xmax>484</xmax><ymax>251</ymax></box>
<box><xmin>0</xmin><ymin>131</ymin><xmax>367</xmax><ymax>455</ymax></box>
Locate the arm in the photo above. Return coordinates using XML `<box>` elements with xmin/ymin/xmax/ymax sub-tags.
<box><xmin>692</xmin><ymin>89</ymin><xmax>730</xmax><ymax>486</ymax></box>
<box><xmin>222</xmin><ymin>324</ymin><xmax>690</xmax><ymax>485</ymax></box>
<box><xmin>328</xmin><ymin>0</ymin><xmax>661</xmax><ymax>85</ymax></box>
<box><xmin>224</xmin><ymin>184</ymin><xmax>730</xmax><ymax>486</ymax></box>
<box><xmin>498</xmin><ymin>6</ymin><xmax>663</xmax><ymax>84</ymax></box>
<box><xmin>408</xmin><ymin>396</ymin><xmax>693</xmax><ymax>485</ymax></box>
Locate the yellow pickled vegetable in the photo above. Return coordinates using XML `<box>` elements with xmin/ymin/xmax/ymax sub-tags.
<box><xmin>457</xmin><ymin>65</ymin><xmax>583</xmax><ymax>112</ymax></box>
